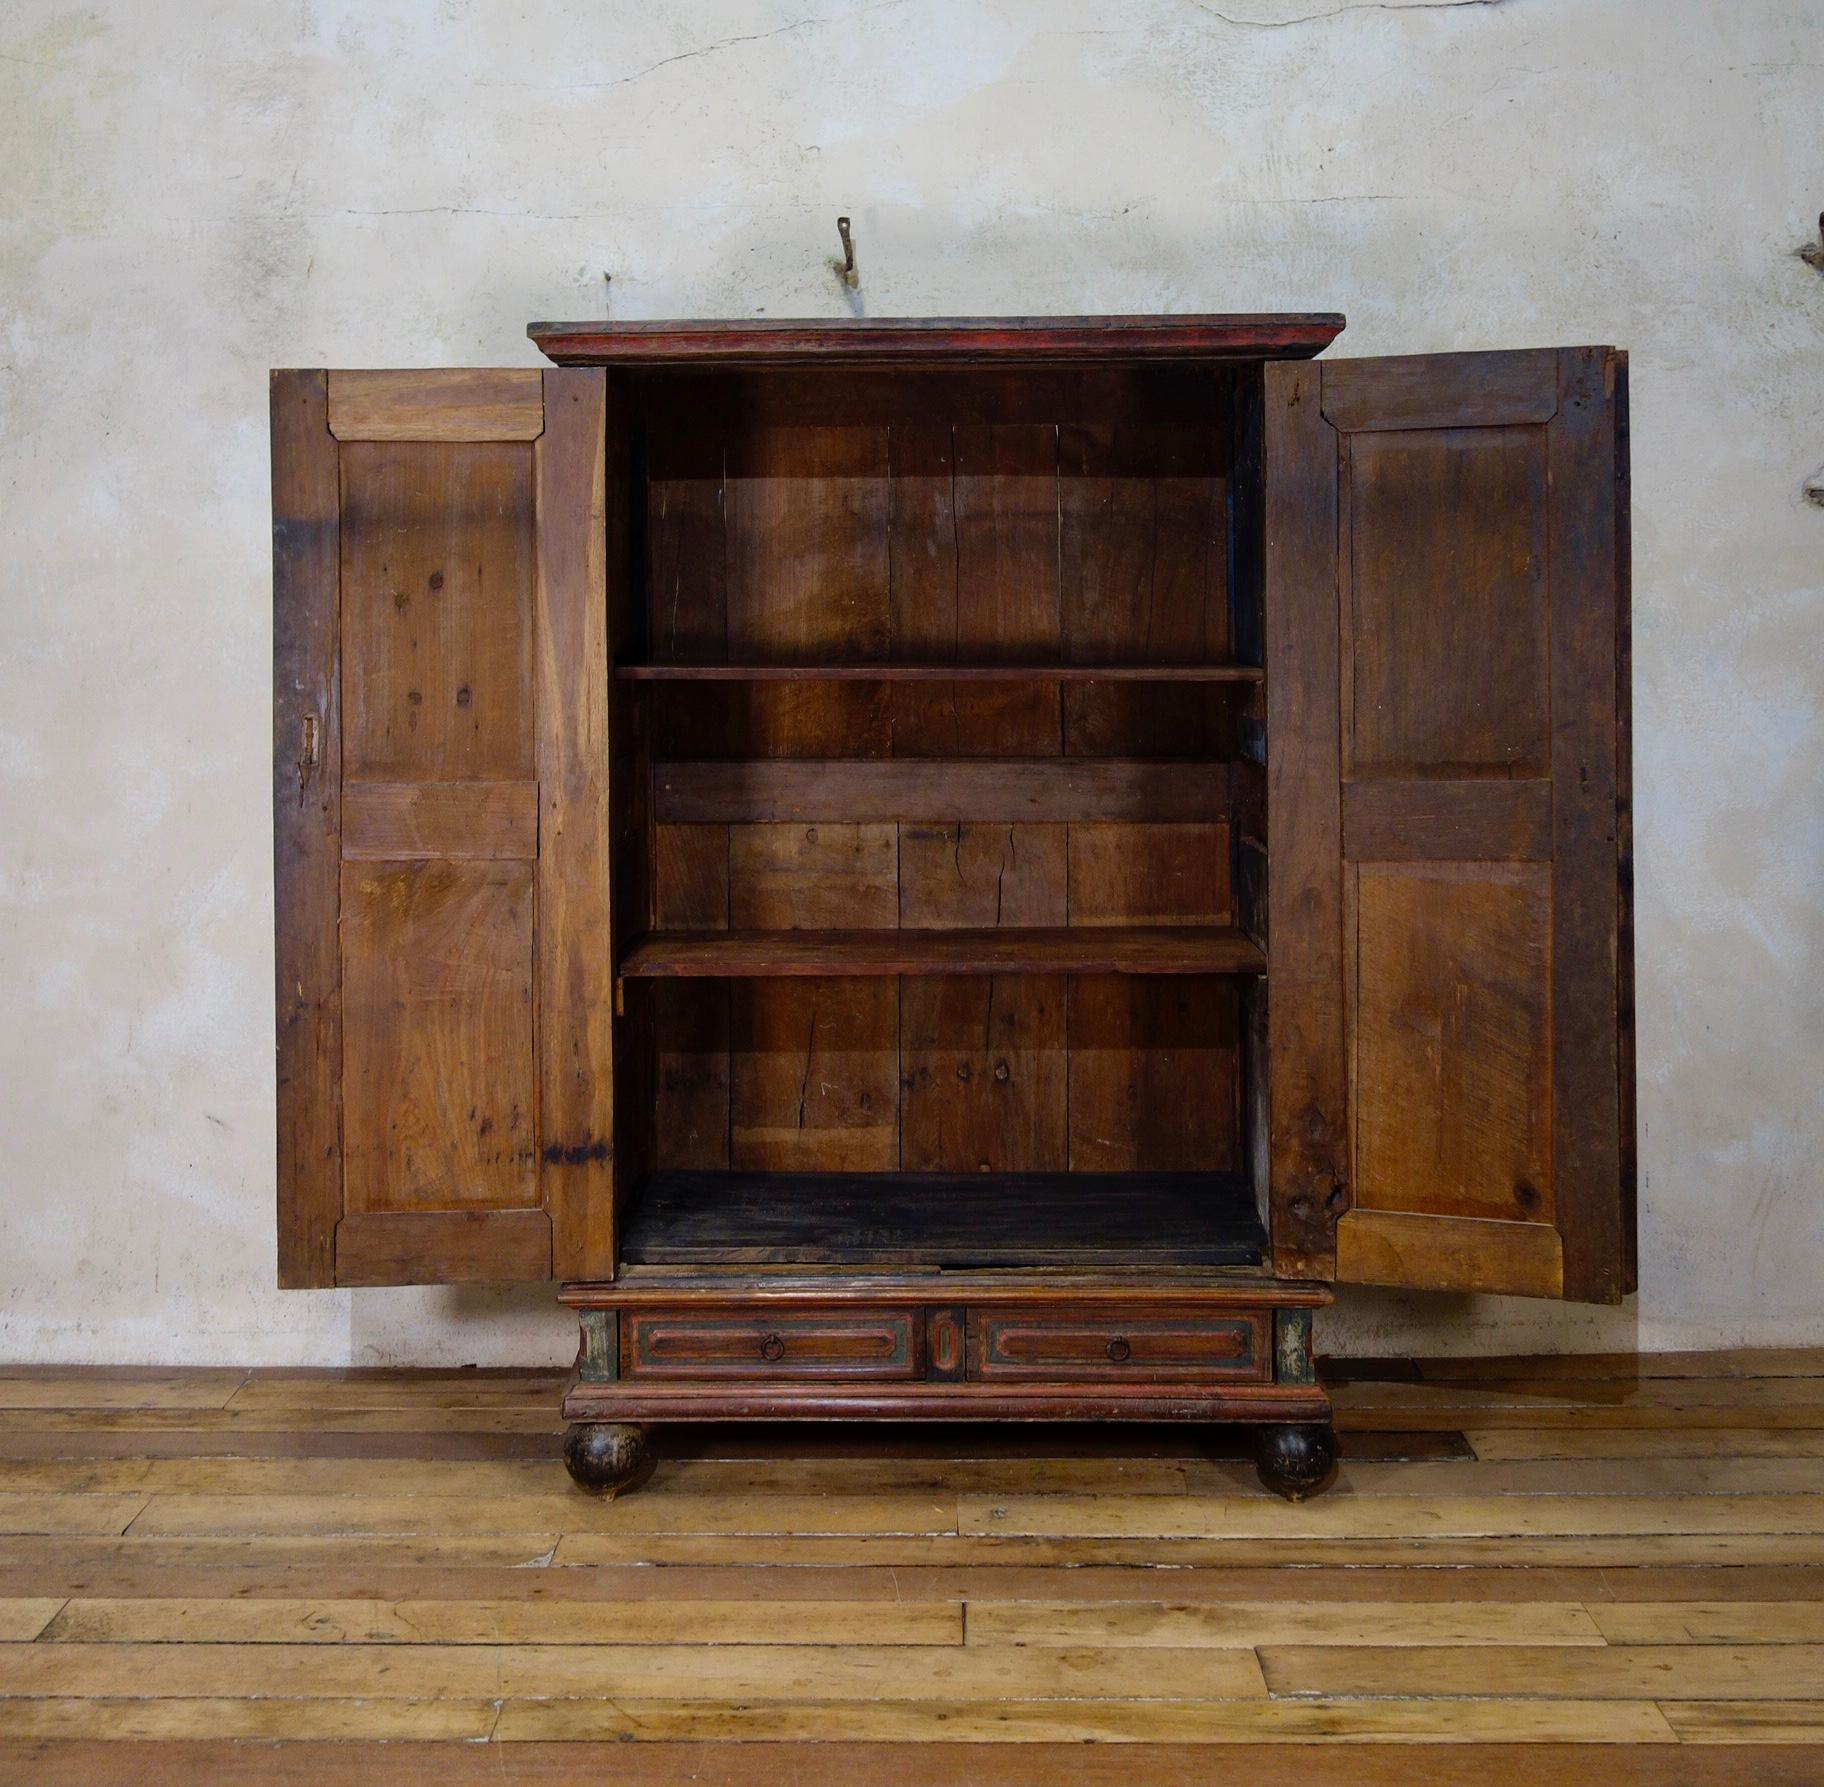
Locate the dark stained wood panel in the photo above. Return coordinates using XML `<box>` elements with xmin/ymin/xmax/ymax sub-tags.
<box><xmin>901</xmin><ymin>974</ymin><xmax>1069</xmax><ymax>1174</ymax></box>
<box><xmin>896</xmin><ymin>821</ymin><xmax>1070</xmax><ymax>1173</ymax></box>
<box><xmin>1059</xmin><ymin>422</ymin><xmax>1228</xmax><ymax>665</ymax></box>
<box><xmin>1068</xmin><ymin>823</ymin><xmax>1233</xmax><ymax>927</ymax></box>
<box><xmin>1262</xmin><ymin>359</ymin><xmax>1346</xmax><ymax>1278</ymax></box>
<box><xmin>618</xmin><ymin>1170</ymin><xmax>1267</xmax><ymax>1267</ymax></box>
<box><xmin>955</xmin><ymin>423</ymin><xmax>1062</xmax><ymax>658</ymax></box>
<box><xmin>655</xmin><ymin>759</ymin><xmax>1234</xmax><ymax>825</ymax></box>
<box><xmin>727</xmin><ymin>824</ymin><xmax>898</xmax><ymax>930</ymax></box>
<box><xmin>724</xmin><ymin>425</ymin><xmax>892</xmax><ymax>665</ymax></box>
<box><xmin>644</xmin><ymin>412</ymin><xmax>727</xmax><ymax>662</ymax></box>
<box><xmin>1547</xmin><ymin>347</ymin><xmax>1630</xmax><ymax>1304</ymax></box>
<box><xmin>1352</xmin><ymin>862</ymin><xmax>1554</xmax><ymax>1226</ymax></box>
<box><xmin>1345</xmin><ymin>425</ymin><xmax>1551</xmax><ymax>778</ymax></box>
<box><xmin>339</xmin><ymin>442</ymin><xmax>537</xmax><ymax>781</ymax></box>
<box><xmin>271</xmin><ymin>370</ymin><xmax>342</xmax><ymax>1289</ymax></box>
<box><xmin>531</xmin><ymin>313</ymin><xmax>1346</xmax><ymax>367</ymax></box>
<box><xmin>1321</xmin><ymin>346</ymin><xmax>1557</xmax><ymax>433</ymax></box>
<box><xmin>1067</xmin><ymin>977</ymin><xmax>1243</xmax><ymax>1173</ymax></box>
<box><xmin>654</xmin><ymin>981</ymin><xmax>732</xmax><ymax>1172</ymax></box>
<box><xmin>885</xmin><ymin>421</ymin><xmax>1062</xmax><ymax>757</ymax></box>
<box><xmin>618</xmin><ymin>662</ymin><xmax>1263</xmax><ymax>682</ymax></box>
<box><xmin>1343</xmin><ymin>779</ymin><xmax>1553</xmax><ymax>863</ymax></box>
<box><xmin>728</xmin><ymin>979</ymin><xmax>900</xmax><ymax>1173</ymax></box>
<box><xmin>535</xmin><ymin>367</ymin><xmax>616</xmax><ymax>1279</ymax></box>
<box><xmin>620</xmin><ymin>927</ymin><xmax>1266</xmax><ymax>979</ymax></box>
<box><xmin>338</xmin><ymin>860</ymin><xmax>537</xmax><ymax>1215</ymax></box>
<box><xmin>654</xmin><ymin>825</ymin><xmax>731</xmax><ymax>928</ymax></box>
<box><xmin>897</xmin><ymin>824</ymin><xmax>1068</xmax><ymax>930</ymax></box>
<box><xmin>1269</xmin><ymin>346</ymin><xmax>1631</xmax><ymax>1305</ymax></box>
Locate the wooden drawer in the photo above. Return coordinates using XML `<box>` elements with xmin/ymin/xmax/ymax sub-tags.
<box><xmin>967</xmin><ymin>1308</ymin><xmax>1270</xmax><ymax>1382</ymax></box>
<box><xmin>622</xmin><ymin>1308</ymin><xmax>923</xmax><ymax>1380</ymax></box>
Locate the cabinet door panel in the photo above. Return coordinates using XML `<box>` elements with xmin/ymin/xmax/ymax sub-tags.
<box><xmin>272</xmin><ymin>368</ymin><xmax>614</xmax><ymax>1286</ymax></box>
<box><xmin>1265</xmin><ymin>348</ymin><xmax>1632</xmax><ymax>1302</ymax></box>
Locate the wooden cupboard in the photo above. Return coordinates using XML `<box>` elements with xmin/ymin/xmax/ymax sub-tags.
<box><xmin>272</xmin><ymin>316</ymin><xmax>1633</xmax><ymax>1498</ymax></box>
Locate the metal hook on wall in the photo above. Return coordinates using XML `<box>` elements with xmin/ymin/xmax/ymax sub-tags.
<box><xmin>832</xmin><ymin>216</ymin><xmax>858</xmax><ymax>291</ymax></box>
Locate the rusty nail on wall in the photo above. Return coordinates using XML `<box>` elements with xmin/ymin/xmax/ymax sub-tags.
<box><xmin>833</xmin><ymin>216</ymin><xmax>858</xmax><ymax>290</ymax></box>
<box><xmin>1803</xmin><ymin>466</ymin><xmax>1824</xmax><ymax>509</ymax></box>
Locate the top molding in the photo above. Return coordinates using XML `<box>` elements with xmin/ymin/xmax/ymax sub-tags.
<box><xmin>528</xmin><ymin>314</ymin><xmax>1346</xmax><ymax>368</ymax></box>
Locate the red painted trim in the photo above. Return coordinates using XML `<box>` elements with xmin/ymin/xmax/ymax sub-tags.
<box><xmin>562</xmin><ymin>1380</ymin><xmax>1332</xmax><ymax>1423</ymax></box>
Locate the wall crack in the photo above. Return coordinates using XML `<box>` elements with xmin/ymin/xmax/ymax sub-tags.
<box><xmin>1191</xmin><ymin>0</ymin><xmax>1500</xmax><ymax>27</ymax></box>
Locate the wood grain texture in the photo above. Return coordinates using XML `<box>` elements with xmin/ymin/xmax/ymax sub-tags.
<box><xmin>271</xmin><ymin>370</ymin><xmax>342</xmax><ymax>1288</ymax></box>
<box><xmin>20</xmin><ymin>1329</ymin><xmax>1824</xmax><ymax>1783</ymax></box>
<box><xmin>341</xmin><ymin>781</ymin><xmax>538</xmax><ymax>860</ymax></box>
<box><xmin>530</xmin><ymin>314</ymin><xmax>1347</xmax><ymax>367</ymax></box>
<box><xmin>1268</xmin><ymin>347</ymin><xmax>1630</xmax><ymax>1304</ymax></box>
<box><xmin>535</xmin><ymin>367</ymin><xmax>615</xmax><ymax>1278</ymax></box>
<box><xmin>623</xmin><ymin>1309</ymin><xmax>924</xmax><ymax>1381</ymax></box>
<box><xmin>1059</xmin><ymin>417</ymin><xmax>1229</xmax><ymax>665</ymax></box>
<box><xmin>333</xmin><ymin>1211</ymin><xmax>551</xmax><ymax>1287</ymax></box>
<box><xmin>901</xmin><ymin>974</ymin><xmax>1068</xmax><ymax>1173</ymax></box>
<box><xmin>1342</xmin><ymin>780</ymin><xmax>1552</xmax><ymax>863</ymax></box>
<box><xmin>1262</xmin><ymin>359</ymin><xmax>1345</xmax><ymax>1277</ymax></box>
<box><xmin>1320</xmin><ymin>349</ymin><xmax>1558</xmax><ymax>433</ymax></box>
<box><xmin>728</xmin><ymin>979</ymin><xmax>899</xmax><ymax>1172</ymax></box>
<box><xmin>620</xmin><ymin>927</ymin><xmax>1265</xmax><ymax>978</ymax></box>
<box><xmin>654</xmin><ymin>759</ymin><xmax>1235</xmax><ymax>825</ymax></box>
<box><xmin>1066</xmin><ymin>977</ymin><xmax>1242</xmax><ymax>1172</ymax></box>
<box><xmin>38</xmin><ymin>1596</ymin><xmax>961</xmax><ymax>1646</ymax></box>
<box><xmin>327</xmin><ymin>369</ymin><xmax>544</xmax><ymax>442</ymax></box>
<box><xmin>1068</xmin><ymin>824</ymin><xmax>1232</xmax><ymax>926</ymax></box>
<box><xmin>340</xmin><ymin>441</ymin><xmax>536</xmax><ymax>781</ymax></box>
<box><xmin>1337</xmin><ymin>1210</ymin><xmax>1563</xmax><ymax>1299</ymax></box>
<box><xmin>619</xmin><ymin>662</ymin><xmax>1264</xmax><ymax>682</ymax></box>
<box><xmin>339</xmin><ymin>861</ymin><xmax>537</xmax><ymax>1216</ymax></box>
<box><xmin>728</xmin><ymin>825</ymin><xmax>898</xmax><ymax>929</ymax></box>
<box><xmin>967</xmin><ymin>1310</ymin><xmax>1267</xmax><ymax>1383</ymax></box>
<box><xmin>4</xmin><ymin>1744</ymin><xmax>1808</xmax><ymax>1786</ymax></box>
<box><xmin>1352</xmin><ymin>862</ymin><xmax>1553</xmax><ymax>1226</ymax></box>
<box><xmin>1344</xmin><ymin>424</ymin><xmax>1551</xmax><ymax>778</ymax></box>
<box><xmin>1547</xmin><ymin>347</ymin><xmax>1628</xmax><ymax>1303</ymax></box>
<box><xmin>615</xmin><ymin>1171</ymin><xmax>1265</xmax><ymax>1268</ymax></box>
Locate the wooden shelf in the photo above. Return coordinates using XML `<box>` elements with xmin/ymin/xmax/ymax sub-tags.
<box><xmin>618</xmin><ymin>925</ymin><xmax>1265</xmax><ymax>979</ymax></box>
<box><xmin>617</xmin><ymin>663</ymin><xmax>1264</xmax><ymax>684</ymax></box>
<box><xmin>654</xmin><ymin>759</ymin><xmax>1235</xmax><ymax>825</ymax></box>
<box><xmin>619</xmin><ymin>1170</ymin><xmax>1267</xmax><ymax>1268</ymax></box>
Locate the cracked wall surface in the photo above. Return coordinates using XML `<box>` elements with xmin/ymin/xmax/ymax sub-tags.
<box><xmin>0</xmin><ymin>0</ymin><xmax>1819</xmax><ymax>1363</ymax></box>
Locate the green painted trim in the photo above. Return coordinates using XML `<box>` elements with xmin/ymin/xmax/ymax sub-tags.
<box><xmin>1274</xmin><ymin>1307</ymin><xmax>1315</xmax><ymax>1385</ymax></box>
<box><xmin>577</xmin><ymin>1308</ymin><xmax>618</xmax><ymax>1383</ymax></box>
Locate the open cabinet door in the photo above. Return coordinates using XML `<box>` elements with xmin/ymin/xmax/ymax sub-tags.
<box><xmin>273</xmin><ymin>368</ymin><xmax>617</xmax><ymax>1287</ymax></box>
<box><xmin>1265</xmin><ymin>348</ymin><xmax>1633</xmax><ymax>1302</ymax></box>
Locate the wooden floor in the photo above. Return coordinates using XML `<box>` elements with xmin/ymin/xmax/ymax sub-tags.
<box><xmin>0</xmin><ymin>1352</ymin><xmax>1822</xmax><ymax>1783</ymax></box>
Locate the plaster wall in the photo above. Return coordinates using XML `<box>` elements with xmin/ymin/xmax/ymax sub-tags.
<box><xmin>1</xmin><ymin>0</ymin><xmax>1819</xmax><ymax>1363</ymax></box>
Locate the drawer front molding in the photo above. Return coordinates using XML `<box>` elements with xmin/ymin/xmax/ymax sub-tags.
<box><xmin>623</xmin><ymin>1308</ymin><xmax>923</xmax><ymax>1380</ymax></box>
<box><xmin>967</xmin><ymin>1308</ymin><xmax>1269</xmax><ymax>1382</ymax></box>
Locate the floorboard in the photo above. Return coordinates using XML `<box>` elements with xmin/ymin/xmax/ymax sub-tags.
<box><xmin>0</xmin><ymin>1350</ymin><xmax>1816</xmax><ymax>1779</ymax></box>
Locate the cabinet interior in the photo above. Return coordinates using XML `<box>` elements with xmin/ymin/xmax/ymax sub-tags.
<box><xmin>599</xmin><ymin>364</ymin><xmax>1271</xmax><ymax>1274</ymax></box>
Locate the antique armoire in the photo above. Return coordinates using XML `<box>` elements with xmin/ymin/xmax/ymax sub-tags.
<box><xmin>272</xmin><ymin>315</ymin><xmax>1633</xmax><ymax>1499</ymax></box>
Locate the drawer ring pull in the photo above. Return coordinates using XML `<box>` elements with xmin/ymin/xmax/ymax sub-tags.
<box><xmin>759</xmin><ymin>1333</ymin><xmax>786</xmax><ymax>1362</ymax></box>
<box><xmin>1106</xmin><ymin>1336</ymin><xmax>1132</xmax><ymax>1363</ymax></box>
